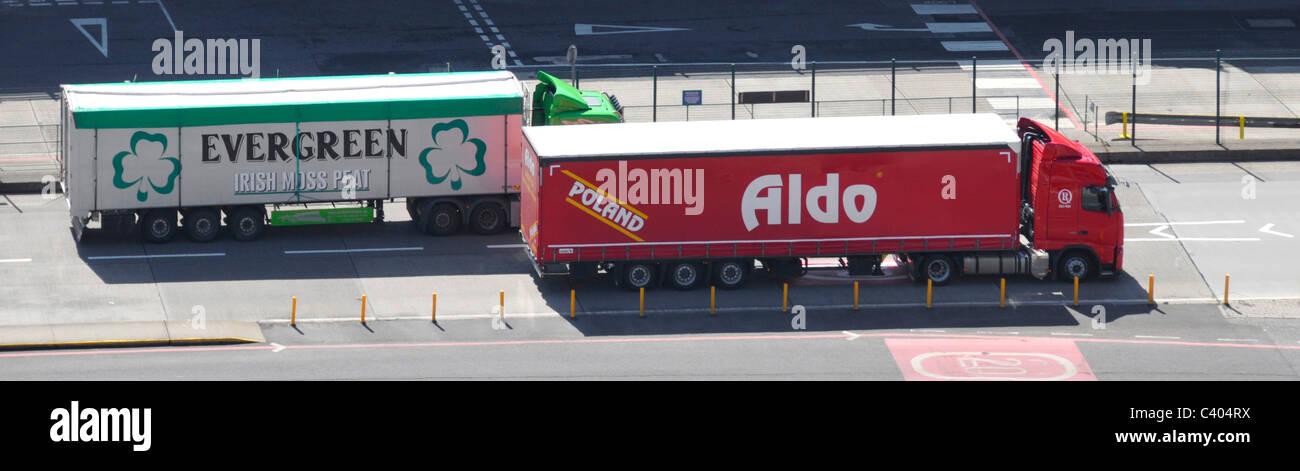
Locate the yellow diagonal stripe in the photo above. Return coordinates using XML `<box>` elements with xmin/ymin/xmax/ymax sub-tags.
<box><xmin>566</xmin><ymin>197</ymin><xmax>645</xmax><ymax>242</ymax></box>
<box><xmin>561</xmin><ymin>169</ymin><xmax>649</xmax><ymax>220</ymax></box>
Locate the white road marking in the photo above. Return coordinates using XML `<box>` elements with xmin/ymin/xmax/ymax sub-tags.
<box><xmin>574</xmin><ymin>24</ymin><xmax>691</xmax><ymax>36</ymax></box>
<box><xmin>486</xmin><ymin>244</ymin><xmax>526</xmax><ymax>249</ymax></box>
<box><xmin>87</xmin><ymin>253</ymin><xmax>225</xmax><ymax>260</ymax></box>
<box><xmin>1217</xmin><ymin>338</ymin><xmax>1258</xmax><ymax>342</ymax></box>
<box><xmin>845</xmin><ymin>22</ymin><xmax>928</xmax><ymax>32</ymax></box>
<box><xmin>941</xmin><ymin>40</ymin><xmax>1009</xmax><ymax>52</ymax></box>
<box><xmin>843</xmin><ymin>331</ymin><xmax>861</xmax><ymax>341</ymax></box>
<box><xmin>958</xmin><ymin>60</ymin><xmax>1024</xmax><ymax>71</ymax></box>
<box><xmin>926</xmin><ymin>22</ymin><xmax>991</xmax><ymax>33</ymax></box>
<box><xmin>1147</xmin><ymin>224</ymin><xmax>1174</xmax><ymax>239</ymax></box>
<box><xmin>1135</xmin><ymin>335</ymin><xmax>1180</xmax><ymax>340</ymax></box>
<box><xmin>911</xmin><ymin>329</ymin><xmax>946</xmax><ymax>333</ymax></box>
<box><xmin>1125</xmin><ymin>220</ymin><xmax>1244</xmax><ymax>226</ymax></box>
<box><xmin>1050</xmin><ymin>332</ymin><xmax>1093</xmax><ymax>337</ymax></box>
<box><xmin>0</xmin><ymin>258</ymin><xmax>33</xmax><ymax>263</ymax></box>
<box><xmin>283</xmin><ymin>247</ymin><xmax>423</xmax><ymax>255</ymax></box>
<box><xmin>1126</xmin><ymin>238</ymin><xmax>1260</xmax><ymax>242</ymax></box>
<box><xmin>270</xmin><ymin>342</ymin><xmax>285</xmax><ymax>353</ymax></box>
<box><xmin>912</xmin><ymin>4</ymin><xmax>976</xmax><ymax>15</ymax></box>
<box><xmin>1259</xmin><ymin>223</ymin><xmax>1294</xmax><ymax>238</ymax></box>
<box><xmin>977</xmin><ymin>78</ymin><xmax>1041</xmax><ymax>89</ymax></box>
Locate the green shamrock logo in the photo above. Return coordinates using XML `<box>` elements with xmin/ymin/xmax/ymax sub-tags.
<box><xmin>112</xmin><ymin>131</ymin><xmax>181</xmax><ymax>202</ymax></box>
<box><xmin>418</xmin><ymin>119</ymin><xmax>487</xmax><ymax>191</ymax></box>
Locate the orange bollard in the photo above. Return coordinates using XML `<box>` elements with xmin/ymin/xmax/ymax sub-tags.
<box><xmin>432</xmin><ymin>293</ymin><xmax>437</xmax><ymax>323</ymax></box>
<box><xmin>361</xmin><ymin>294</ymin><xmax>367</xmax><ymax>324</ymax></box>
<box><xmin>291</xmin><ymin>296</ymin><xmax>297</xmax><ymax>326</ymax></box>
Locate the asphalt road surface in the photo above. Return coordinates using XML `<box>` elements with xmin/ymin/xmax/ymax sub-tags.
<box><xmin>2</xmin><ymin>0</ymin><xmax>1298</xmax><ymax>89</ymax></box>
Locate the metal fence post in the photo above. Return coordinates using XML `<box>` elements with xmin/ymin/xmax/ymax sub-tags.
<box><xmin>811</xmin><ymin>61</ymin><xmax>817</xmax><ymax>117</ymax></box>
<box><xmin>971</xmin><ymin>56</ymin><xmax>977</xmax><ymax>113</ymax></box>
<box><xmin>1215</xmin><ymin>49</ymin><xmax>1221</xmax><ymax>145</ymax></box>
<box><xmin>1131</xmin><ymin>51</ymin><xmax>1137</xmax><ymax>147</ymax></box>
<box><xmin>731</xmin><ymin>63</ymin><xmax>736</xmax><ymax>120</ymax></box>
<box><xmin>652</xmin><ymin>66</ymin><xmax>658</xmax><ymax>122</ymax></box>
<box><xmin>890</xmin><ymin>57</ymin><xmax>896</xmax><ymax>116</ymax></box>
<box><xmin>1054</xmin><ymin>62</ymin><xmax>1061</xmax><ymax>130</ymax></box>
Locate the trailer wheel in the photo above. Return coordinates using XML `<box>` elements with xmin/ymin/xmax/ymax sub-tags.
<box><xmin>667</xmin><ymin>262</ymin><xmax>703</xmax><ymax>290</ymax></box>
<box><xmin>469</xmin><ymin>203</ymin><xmax>507</xmax><ymax>235</ymax></box>
<box><xmin>621</xmin><ymin>263</ymin><xmax>658</xmax><ymax>291</ymax></box>
<box><xmin>183</xmin><ymin>208</ymin><xmax>221</xmax><ymax>242</ymax></box>
<box><xmin>1057</xmin><ymin>251</ymin><xmax>1095</xmax><ymax>281</ymax></box>
<box><xmin>423</xmin><ymin>203</ymin><xmax>461</xmax><ymax>236</ymax></box>
<box><xmin>713</xmin><ymin>259</ymin><xmax>750</xmax><ymax>290</ymax></box>
<box><xmin>229</xmin><ymin>207</ymin><xmax>265</xmax><ymax>241</ymax></box>
<box><xmin>141</xmin><ymin>210</ymin><xmax>177</xmax><ymax>243</ymax></box>
<box><xmin>922</xmin><ymin>255</ymin><xmax>957</xmax><ymax>285</ymax></box>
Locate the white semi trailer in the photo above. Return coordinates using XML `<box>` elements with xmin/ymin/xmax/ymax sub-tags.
<box><xmin>59</xmin><ymin>70</ymin><xmax>621</xmax><ymax>243</ymax></box>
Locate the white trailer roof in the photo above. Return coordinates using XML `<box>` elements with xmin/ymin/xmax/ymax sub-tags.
<box><xmin>524</xmin><ymin>114</ymin><xmax>1021</xmax><ymax>160</ymax></box>
<box><xmin>62</xmin><ymin>71</ymin><xmax>524</xmax><ymax>128</ymax></box>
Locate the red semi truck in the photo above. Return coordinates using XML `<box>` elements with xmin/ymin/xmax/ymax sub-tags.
<box><xmin>519</xmin><ymin>114</ymin><xmax>1123</xmax><ymax>290</ymax></box>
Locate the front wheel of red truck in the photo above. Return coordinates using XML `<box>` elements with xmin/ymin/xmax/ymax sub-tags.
<box><xmin>1057</xmin><ymin>251</ymin><xmax>1096</xmax><ymax>281</ymax></box>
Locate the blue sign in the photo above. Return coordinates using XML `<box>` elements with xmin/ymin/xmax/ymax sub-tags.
<box><xmin>682</xmin><ymin>90</ymin><xmax>702</xmax><ymax>106</ymax></box>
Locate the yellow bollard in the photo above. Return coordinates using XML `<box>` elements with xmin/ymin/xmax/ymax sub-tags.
<box><xmin>1224</xmin><ymin>274</ymin><xmax>1230</xmax><ymax>305</ymax></box>
<box><xmin>1148</xmin><ymin>275</ymin><xmax>1155</xmax><ymax>305</ymax></box>
<box><xmin>926</xmin><ymin>279</ymin><xmax>932</xmax><ymax>309</ymax></box>
<box><xmin>1073</xmin><ymin>276</ymin><xmax>1079</xmax><ymax>307</ymax></box>
<box><xmin>499</xmin><ymin>290</ymin><xmax>505</xmax><ymax>320</ymax></box>
<box><xmin>1000</xmin><ymin>278</ymin><xmax>1006</xmax><ymax>308</ymax></box>
<box><xmin>1239</xmin><ymin>116</ymin><xmax>1245</xmax><ymax>140</ymax></box>
<box><xmin>291</xmin><ymin>296</ymin><xmax>297</xmax><ymax>326</ymax></box>
<box><xmin>853</xmin><ymin>281</ymin><xmax>859</xmax><ymax>311</ymax></box>
<box><xmin>639</xmin><ymin>287</ymin><xmax>645</xmax><ymax>317</ymax></box>
<box><xmin>570</xmin><ymin>289</ymin><xmax>576</xmax><ymax>318</ymax></box>
<box><xmin>361</xmin><ymin>294</ymin><xmax>367</xmax><ymax>324</ymax></box>
<box><xmin>432</xmin><ymin>293</ymin><xmax>437</xmax><ymax>323</ymax></box>
<box><xmin>1120</xmin><ymin>112</ymin><xmax>1129</xmax><ymax>139</ymax></box>
<box><xmin>782</xmin><ymin>283</ymin><xmax>789</xmax><ymax>312</ymax></box>
<box><xmin>710</xmin><ymin>286</ymin><xmax>716</xmax><ymax>316</ymax></box>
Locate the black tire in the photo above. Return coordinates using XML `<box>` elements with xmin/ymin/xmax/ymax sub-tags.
<box><xmin>423</xmin><ymin>202</ymin><xmax>461</xmax><ymax>236</ymax></box>
<box><xmin>667</xmin><ymin>262</ymin><xmax>703</xmax><ymax>290</ymax></box>
<box><xmin>229</xmin><ymin>207</ymin><xmax>265</xmax><ymax>241</ymax></box>
<box><xmin>183</xmin><ymin>208</ymin><xmax>221</xmax><ymax>242</ymax></box>
<box><xmin>921</xmin><ymin>254</ymin><xmax>957</xmax><ymax>285</ymax></box>
<box><xmin>621</xmin><ymin>263</ymin><xmax>658</xmax><ymax>291</ymax></box>
<box><xmin>469</xmin><ymin>203</ymin><xmax>507</xmax><ymax>235</ymax></box>
<box><xmin>713</xmin><ymin>259</ymin><xmax>750</xmax><ymax>290</ymax></box>
<box><xmin>1057</xmin><ymin>251</ymin><xmax>1095</xmax><ymax>281</ymax></box>
<box><xmin>140</xmin><ymin>209</ymin><xmax>177</xmax><ymax>243</ymax></box>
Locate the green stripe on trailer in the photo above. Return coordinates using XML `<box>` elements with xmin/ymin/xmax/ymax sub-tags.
<box><xmin>71</xmin><ymin>95</ymin><xmax>524</xmax><ymax>129</ymax></box>
<box><xmin>271</xmin><ymin>207</ymin><xmax>375</xmax><ymax>226</ymax></box>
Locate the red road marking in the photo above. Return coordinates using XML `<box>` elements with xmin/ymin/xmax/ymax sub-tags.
<box><xmin>886</xmin><ymin>337</ymin><xmax>1096</xmax><ymax>381</ymax></box>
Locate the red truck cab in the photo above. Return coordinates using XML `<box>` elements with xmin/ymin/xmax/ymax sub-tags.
<box><xmin>1017</xmin><ymin>118</ymin><xmax>1123</xmax><ymax>279</ymax></box>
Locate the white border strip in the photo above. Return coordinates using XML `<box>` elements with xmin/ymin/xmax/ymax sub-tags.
<box><xmin>0</xmin><ymin>258</ymin><xmax>32</xmax><ymax>263</ymax></box>
<box><xmin>87</xmin><ymin>253</ymin><xmax>225</xmax><ymax>260</ymax></box>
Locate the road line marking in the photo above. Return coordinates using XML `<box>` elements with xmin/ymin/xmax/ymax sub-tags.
<box><xmin>1051</xmin><ymin>332</ymin><xmax>1093</xmax><ymax>337</ymax></box>
<box><xmin>941</xmin><ymin>40</ymin><xmax>1009</xmax><ymax>52</ymax></box>
<box><xmin>1126</xmin><ymin>220</ymin><xmax>1244</xmax><ymax>226</ymax></box>
<box><xmin>1135</xmin><ymin>335</ymin><xmax>1180</xmax><ymax>340</ymax></box>
<box><xmin>0</xmin><ymin>258</ymin><xmax>32</xmax><ymax>263</ymax></box>
<box><xmin>283</xmin><ymin>247</ymin><xmax>423</xmax><ymax>255</ymax></box>
<box><xmin>1259</xmin><ymin>223</ymin><xmax>1294</xmax><ymax>238</ymax></box>
<box><xmin>911</xmin><ymin>4</ymin><xmax>976</xmax><ymax>14</ymax></box>
<box><xmin>926</xmin><ymin>22</ymin><xmax>992</xmax><ymax>33</ymax></box>
<box><xmin>86</xmin><ymin>253</ymin><xmax>225</xmax><ymax>260</ymax></box>
<box><xmin>1217</xmin><ymin>338</ymin><xmax>1258</xmax><ymax>342</ymax></box>
<box><xmin>987</xmin><ymin>97</ymin><xmax>1056</xmax><ymax>110</ymax></box>
<box><xmin>486</xmin><ymin>244</ymin><xmax>526</xmax><ymax>249</ymax></box>
<box><xmin>911</xmin><ymin>329</ymin><xmax>946</xmax><ymax>333</ymax></box>
<box><xmin>1125</xmin><ymin>237</ymin><xmax>1260</xmax><ymax>242</ymax></box>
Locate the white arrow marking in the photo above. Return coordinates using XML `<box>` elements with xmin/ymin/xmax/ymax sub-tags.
<box><xmin>70</xmin><ymin>18</ymin><xmax>108</xmax><ymax>58</ymax></box>
<box><xmin>846</xmin><ymin>22</ymin><xmax>929</xmax><ymax>32</ymax></box>
<box><xmin>842</xmin><ymin>331</ymin><xmax>860</xmax><ymax>341</ymax></box>
<box><xmin>1147</xmin><ymin>224</ymin><xmax>1175</xmax><ymax>239</ymax></box>
<box><xmin>574</xmin><ymin>24</ymin><xmax>690</xmax><ymax>36</ymax></box>
<box><xmin>270</xmin><ymin>342</ymin><xmax>285</xmax><ymax>353</ymax></box>
<box><xmin>1259</xmin><ymin>223</ymin><xmax>1294</xmax><ymax>238</ymax></box>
